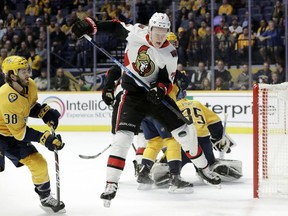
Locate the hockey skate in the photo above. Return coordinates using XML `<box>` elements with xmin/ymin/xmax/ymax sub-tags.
<box><xmin>198</xmin><ymin>166</ymin><xmax>222</xmax><ymax>188</ymax></box>
<box><xmin>168</xmin><ymin>174</ymin><xmax>194</xmax><ymax>194</ymax></box>
<box><xmin>40</xmin><ymin>195</ymin><xmax>65</xmax><ymax>213</ymax></box>
<box><xmin>154</xmin><ymin>172</ymin><xmax>170</xmax><ymax>188</ymax></box>
<box><xmin>100</xmin><ymin>182</ymin><xmax>118</xmax><ymax>208</ymax></box>
<box><xmin>137</xmin><ymin>164</ymin><xmax>154</xmax><ymax>190</ymax></box>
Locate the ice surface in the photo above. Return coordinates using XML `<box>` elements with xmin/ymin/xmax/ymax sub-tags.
<box><xmin>1</xmin><ymin>132</ymin><xmax>287</xmax><ymax>216</ymax></box>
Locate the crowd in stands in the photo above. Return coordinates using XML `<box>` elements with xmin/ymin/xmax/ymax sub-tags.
<box><xmin>0</xmin><ymin>0</ymin><xmax>286</xmax><ymax>91</ymax></box>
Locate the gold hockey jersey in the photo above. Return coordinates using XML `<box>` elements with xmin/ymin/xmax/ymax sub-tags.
<box><xmin>176</xmin><ymin>98</ymin><xmax>221</xmax><ymax>138</ymax></box>
<box><xmin>0</xmin><ymin>78</ymin><xmax>38</xmax><ymax>140</ymax></box>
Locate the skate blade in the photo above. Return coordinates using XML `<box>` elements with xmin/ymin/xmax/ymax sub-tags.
<box><xmin>137</xmin><ymin>183</ymin><xmax>153</xmax><ymax>190</ymax></box>
<box><xmin>103</xmin><ymin>199</ymin><xmax>111</xmax><ymax>208</ymax></box>
<box><xmin>168</xmin><ymin>186</ymin><xmax>194</xmax><ymax>194</ymax></box>
<box><xmin>40</xmin><ymin>205</ymin><xmax>66</xmax><ymax>214</ymax></box>
<box><xmin>203</xmin><ymin>180</ymin><xmax>222</xmax><ymax>189</ymax></box>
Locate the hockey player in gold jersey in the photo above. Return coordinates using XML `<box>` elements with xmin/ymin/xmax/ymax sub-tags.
<box><xmin>0</xmin><ymin>56</ymin><xmax>65</xmax><ymax>212</ymax></box>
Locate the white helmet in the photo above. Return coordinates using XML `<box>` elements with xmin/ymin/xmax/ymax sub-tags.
<box><xmin>149</xmin><ymin>12</ymin><xmax>170</xmax><ymax>30</ymax></box>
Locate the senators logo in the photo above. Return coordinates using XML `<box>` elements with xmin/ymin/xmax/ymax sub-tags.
<box><xmin>132</xmin><ymin>45</ymin><xmax>155</xmax><ymax>77</ymax></box>
<box><xmin>8</xmin><ymin>93</ymin><xmax>18</xmax><ymax>103</ymax></box>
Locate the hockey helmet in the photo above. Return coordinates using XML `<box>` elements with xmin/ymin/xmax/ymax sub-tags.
<box><xmin>1</xmin><ymin>55</ymin><xmax>29</xmax><ymax>75</ymax></box>
<box><xmin>149</xmin><ymin>12</ymin><xmax>170</xmax><ymax>30</ymax></box>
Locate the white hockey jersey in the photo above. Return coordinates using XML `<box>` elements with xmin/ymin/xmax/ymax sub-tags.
<box><xmin>121</xmin><ymin>23</ymin><xmax>178</xmax><ymax>88</ymax></box>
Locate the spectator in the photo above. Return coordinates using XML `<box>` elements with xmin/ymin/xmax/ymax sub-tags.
<box><xmin>50</xmin><ymin>23</ymin><xmax>66</xmax><ymax>46</ymax></box>
<box><xmin>78</xmin><ymin>77</ymin><xmax>91</xmax><ymax>91</ymax></box>
<box><xmin>233</xmin><ymin>63</ymin><xmax>249</xmax><ymax>90</ymax></box>
<box><xmin>198</xmin><ymin>20</ymin><xmax>207</xmax><ymax>38</ymax></box>
<box><xmin>177</xmin><ymin>27</ymin><xmax>189</xmax><ymax>66</ymax></box>
<box><xmin>50</xmin><ymin>67</ymin><xmax>70</xmax><ymax>91</ymax></box>
<box><xmin>3</xmin><ymin>40</ymin><xmax>16</xmax><ymax>56</ymax></box>
<box><xmin>228</xmin><ymin>16</ymin><xmax>243</xmax><ymax>38</ymax></box>
<box><xmin>17</xmin><ymin>41</ymin><xmax>30</xmax><ymax>59</ymax></box>
<box><xmin>200</xmin><ymin>77</ymin><xmax>211</xmax><ymax>90</ymax></box>
<box><xmin>180</xmin><ymin>11</ymin><xmax>195</xmax><ymax>30</ymax></box>
<box><xmin>218</xmin><ymin>0</ymin><xmax>233</xmax><ymax>16</ymax></box>
<box><xmin>188</xmin><ymin>61</ymin><xmax>211</xmax><ymax>90</ymax></box>
<box><xmin>258</xmin><ymin>20</ymin><xmax>283</xmax><ymax>64</ymax></box>
<box><xmin>55</xmin><ymin>9</ymin><xmax>65</xmax><ymax>25</ymax></box>
<box><xmin>272</xmin><ymin>0</ymin><xmax>284</xmax><ymax>28</ymax></box>
<box><xmin>214</xmin><ymin>60</ymin><xmax>232</xmax><ymax>89</ymax></box>
<box><xmin>34</xmin><ymin>68</ymin><xmax>48</xmax><ymax>91</ymax></box>
<box><xmin>35</xmin><ymin>39</ymin><xmax>47</xmax><ymax>64</ymax></box>
<box><xmin>215</xmin><ymin>77</ymin><xmax>229</xmax><ymax>90</ymax></box>
<box><xmin>0</xmin><ymin>19</ymin><xmax>7</xmax><ymax>41</ymax></box>
<box><xmin>235</xmin><ymin>27</ymin><xmax>255</xmax><ymax>64</ymax></box>
<box><xmin>216</xmin><ymin>26</ymin><xmax>235</xmax><ymax>65</ymax></box>
<box><xmin>201</xmin><ymin>26</ymin><xmax>216</xmax><ymax>65</ymax></box>
<box><xmin>25</xmin><ymin>0</ymin><xmax>40</xmax><ymax>17</ymax></box>
<box><xmin>274</xmin><ymin>61</ymin><xmax>285</xmax><ymax>83</ymax></box>
<box><xmin>270</xmin><ymin>71</ymin><xmax>281</xmax><ymax>85</ymax></box>
<box><xmin>61</xmin><ymin>16</ymin><xmax>74</xmax><ymax>35</ymax></box>
<box><xmin>14</xmin><ymin>12</ymin><xmax>25</xmax><ymax>28</ymax></box>
<box><xmin>187</xmin><ymin>28</ymin><xmax>201</xmax><ymax>66</ymax></box>
<box><xmin>253</xmin><ymin>61</ymin><xmax>272</xmax><ymax>84</ymax></box>
<box><xmin>0</xmin><ymin>48</ymin><xmax>8</xmax><ymax>65</ymax></box>
<box><xmin>28</xmin><ymin>48</ymin><xmax>42</xmax><ymax>79</ymax></box>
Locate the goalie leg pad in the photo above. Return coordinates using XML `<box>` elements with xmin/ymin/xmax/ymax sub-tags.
<box><xmin>211</xmin><ymin>159</ymin><xmax>242</xmax><ymax>181</ymax></box>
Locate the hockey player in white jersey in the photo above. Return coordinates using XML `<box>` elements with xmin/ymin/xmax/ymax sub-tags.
<box><xmin>72</xmin><ymin>12</ymin><xmax>218</xmax><ymax>207</ymax></box>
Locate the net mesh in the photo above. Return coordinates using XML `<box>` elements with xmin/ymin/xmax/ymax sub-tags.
<box><xmin>257</xmin><ymin>83</ymin><xmax>288</xmax><ymax>198</ymax></box>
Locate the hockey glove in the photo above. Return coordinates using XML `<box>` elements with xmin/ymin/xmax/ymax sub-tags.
<box><xmin>147</xmin><ymin>83</ymin><xmax>166</xmax><ymax>105</ymax></box>
<box><xmin>38</xmin><ymin>104</ymin><xmax>60</xmax><ymax>129</ymax></box>
<box><xmin>102</xmin><ymin>88</ymin><xmax>115</xmax><ymax>106</ymax></box>
<box><xmin>40</xmin><ymin>131</ymin><xmax>64</xmax><ymax>151</ymax></box>
<box><xmin>211</xmin><ymin>136</ymin><xmax>231</xmax><ymax>153</ymax></box>
<box><xmin>71</xmin><ymin>17</ymin><xmax>97</xmax><ymax>39</ymax></box>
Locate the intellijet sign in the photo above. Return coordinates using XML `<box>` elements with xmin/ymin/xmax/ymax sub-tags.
<box><xmin>28</xmin><ymin>93</ymin><xmax>114</xmax><ymax>126</ymax></box>
<box><xmin>187</xmin><ymin>92</ymin><xmax>254</xmax><ymax>127</ymax></box>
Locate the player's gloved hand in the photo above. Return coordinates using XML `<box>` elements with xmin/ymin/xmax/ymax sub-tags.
<box><xmin>211</xmin><ymin>136</ymin><xmax>231</xmax><ymax>153</ymax></box>
<box><xmin>102</xmin><ymin>88</ymin><xmax>115</xmax><ymax>106</ymax></box>
<box><xmin>71</xmin><ymin>17</ymin><xmax>97</xmax><ymax>38</ymax></box>
<box><xmin>175</xmin><ymin>70</ymin><xmax>189</xmax><ymax>90</ymax></box>
<box><xmin>147</xmin><ymin>82</ymin><xmax>167</xmax><ymax>105</ymax></box>
<box><xmin>40</xmin><ymin>131</ymin><xmax>65</xmax><ymax>151</ymax></box>
<box><xmin>38</xmin><ymin>104</ymin><xmax>60</xmax><ymax>129</ymax></box>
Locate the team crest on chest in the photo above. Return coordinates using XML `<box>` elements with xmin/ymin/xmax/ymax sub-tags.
<box><xmin>132</xmin><ymin>45</ymin><xmax>155</xmax><ymax>77</ymax></box>
<box><xmin>8</xmin><ymin>93</ymin><xmax>18</xmax><ymax>103</ymax></box>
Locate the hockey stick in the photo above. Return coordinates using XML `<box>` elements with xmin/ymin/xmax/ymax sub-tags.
<box><xmin>79</xmin><ymin>142</ymin><xmax>137</xmax><ymax>159</ymax></box>
<box><xmin>83</xmin><ymin>34</ymin><xmax>192</xmax><ymax>125</ymax></box>
<box><xmin>79</xmin><ymin>144</ymin><xmax>112</xmax><ymax>159</ymax></box>
<box><xmin>50</xmin><ymin>126</ymin><xmax>61</xmax><ymax>207</ymax></box>
<box><xmin>219</xmin><ymin>113</ymin><xmax>228</xmax><ymax>159</ymax></box>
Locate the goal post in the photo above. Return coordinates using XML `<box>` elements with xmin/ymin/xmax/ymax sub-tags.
<box><xmin>253</xmin><ymin>83</ymin><xmax>288</xmax><ymax>198</ymax></box>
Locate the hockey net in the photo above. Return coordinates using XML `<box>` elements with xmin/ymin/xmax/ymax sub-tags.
<box><xmin>253</xmin><ymin>83</ymin><xmax>288</xmax><ymax>198</ymax></box>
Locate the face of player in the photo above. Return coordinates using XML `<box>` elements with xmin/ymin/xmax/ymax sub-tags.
<box><xmin>150</xmin><ymin>27</ymin><xmax>168</xmax><ymax>49</ymax></box>
<box><xmin>16</xmin><ymin>67</ymin><xmax>31</xmax><ymax>87</ymax></box>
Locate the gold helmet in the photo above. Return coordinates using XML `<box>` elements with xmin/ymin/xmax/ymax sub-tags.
<box><xmin>167</xmin><ymin>32</ymin><xmax>178</xmax><ymax>48</ymax></box>
<box><xmin>1</xmin><ymin>55</ymin><xmax>29</xmax><ymax>75</ymax></box>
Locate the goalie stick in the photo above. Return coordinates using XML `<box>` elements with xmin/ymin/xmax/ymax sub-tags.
<box><xmin>79</xmin><ymin>143</ymin><xmax>137</xmax><ymax>159</ymax></box>
<box><xmin>219</xmin><ymin>113</ymin><xmax>228</xmax><ymax>159</ymax></box>
<box><xmin>83</xmin><ymin>34</ymin><xmax>193</xmax><ymax>125</ymax></box>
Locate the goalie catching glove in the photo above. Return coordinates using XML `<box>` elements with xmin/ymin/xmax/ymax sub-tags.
<box><xmin>211</xmin><ymin>134</ymin><xmax>234</xmax><ymax>153</ymax></box>
<box><xmin>40</xmin><ymin>131</ymin><xmax>64</xmax><ymax>151</ymax></box>
<box><xmin>71</xmin><ymin>17</ymin><xmax>97</xmax><ymax>38</ymax></box>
